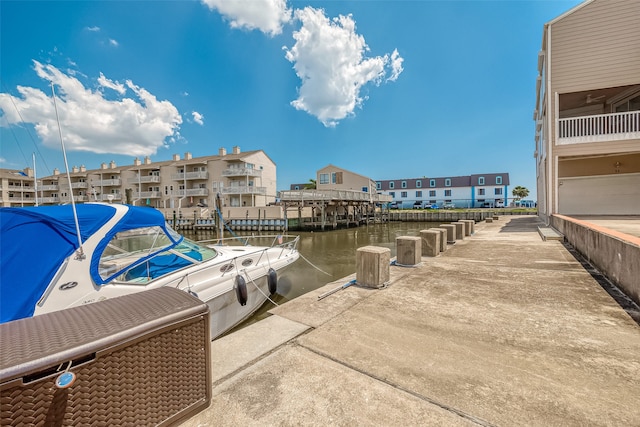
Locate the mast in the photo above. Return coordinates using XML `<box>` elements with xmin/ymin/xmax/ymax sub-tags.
<box><xmin>32</xmin><ymin>152</ymin><xmax>39</xmax><ymax>207</ymax></box>
<box><xmin>51</xmin><ymin>82</ymin><xmax>85</xmax><ymax>260</ymax></box>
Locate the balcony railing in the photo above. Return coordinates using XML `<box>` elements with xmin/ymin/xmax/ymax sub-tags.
<box><xmin>100</xmin><ymin>194</ymin><xmax>122</xmax><ymax>201</ymax></box>
<box><xmin>171</xmin><ymin>171</ymin><xmax>209</xmax><ymax>181</ymax></box>
<box><xmin>127</xmin><ymin>176</ymin><xmax>160</xmax><ymax>184</ymax></box>
<box><xmin>39</xmin><ymin>184</ymin><xmax>59</xmax><ymax>191</ymax></box>
<box><xmin>279</xmin><ymin>189</ymin><xmax>392</xmax><ymax>203</ymax></box>
<box><xmin>91</xmin><ymin>179</ymin><xmax>121</xmax><ymax>186</ymax></box>
<box><xmin>39</xmin><ymin>196</ymin><xmax>60</xmax><ymax>203</ymax></box>
<box><xmin>558</xmin><ymin>110</ymin><xmax>640</xmax><ymax>145</ymax></box>
<box><xmin>171</xmin><ymin>188</ymin><xmax>209</xmax><ymax>197</ymax></box>
<box><xmin>221</xmin><ymin>186</ymin><xmax>266</xmax><ymax>195</ymax></box>
<box><xmin>222</xmin><ymin>167</ymin><xmax>262</xmax><ymax>177</ymax></box>
<box><xmin>133</xmin><ymin>191</ymin><xmax>162</xmax><ymax>199</ymax></box>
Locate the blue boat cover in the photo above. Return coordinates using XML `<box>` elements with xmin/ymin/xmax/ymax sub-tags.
<box><xmin>0</xmin><ymin>204</ymin><xmax>177</xmax><ymax>323</ymax></box>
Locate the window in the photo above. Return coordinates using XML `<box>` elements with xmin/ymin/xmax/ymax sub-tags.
<box><xmin>377</xmin><ymin>182</ymin><xmax>381</xmax><ymax>190</ymax></box>
<box><xmin>389</xmin><ymin>182</ymin><xmax>395</xmax><ymax>189</ymax></box>
<box><xmin>445</xmin><ymin>190</ymin><xmax>451</xmax><ymax>197</ymax></box>
<box><xmin>294</xmin><ymin>185</ymin><xmax>300</xmax><ymax>190</ymax></box>
<box><xmin>389</xmin><ymin>192</ymin><xmax>395</xmax><ymax>197</ymax></box>
<box><xmin>495</xmin><ymin>188</ymin><xmax>502</xmax><ymax>195</ymax></box>
<box><xmin>478</xmin><ymin>177</ymin><xmax>485</xmax><ymax>185</ymax></box>
<box><xmin>445</xmin><ymin>179</ymin><xmax>451</xmax><ymax>187</ymax></box>
<box><xmin>416</xmin><ymin>191</ymin><xmax>422</xmax><ymax>198</ymax></box>
<box><xmin>416</xmin><ymin>180</ymin><xmax>422</xmax><ymax>188</ymax></box>
<box><xmin>401</xmin><ymin>181</ymin><xmax>407</xmax><ymax>188</ymax></box>
<box><xmin>331</xmin><ymin>172</ymin><xmax>337</xmax><ymax>184</ymax></box>
<box><xmin>430</xmin><ymin>179</ymin><xmax>436</xmax><ymax>187</ymax></box>
<box><xmin>401</xmin><ymin>191</ymin><xmax>407</xmax><ymax>198</ymax></box>
<box><xmin>319</xmin><ymin>173</ymin><xmax>329</xmax><ymax>184</ymax></box>
<box><xmin>478</xmin><ymin>188</ymin><xmax>485</xmax><ymax>196</ymax></box>
<box><xmin>429</xmin><ymin>200</ymin><xmax>436</xmax><ymax>204</ymax></box>
<box><xmin>496</xmin><ymin>176</ymin><xmax>502</xmax><ymax>185</ymax></box>
<box><xmin>429</xmin><ymin>190</ymin><xmax>436</xmax><ymax>197</ymax></box>
<box><xmin>362</xmin><ymin>187</ymin><xmax>368</xmax><ymax>193</ymax></box>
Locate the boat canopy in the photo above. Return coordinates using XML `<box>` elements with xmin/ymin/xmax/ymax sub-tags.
<box><xmin>0</xmin><ymin>204</ymin><xmax>178</xmax><ymax>323</ymax></box>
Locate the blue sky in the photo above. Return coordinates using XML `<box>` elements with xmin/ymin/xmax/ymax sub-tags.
<box><xmin>1</xmin><ymin>0</ymin><xmax>582</xmax><ymax>198</ymax></box>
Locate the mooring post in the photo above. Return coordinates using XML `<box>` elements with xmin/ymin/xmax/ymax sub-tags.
<box><xmin>356</xmin><ymin>246</ymin><xmax>390</xmax><ymax>288</ymax></box>
<box><xmin>395</xmin><ymin>236</ymin><xmax>421</xmax><ymax>266</ymax></box>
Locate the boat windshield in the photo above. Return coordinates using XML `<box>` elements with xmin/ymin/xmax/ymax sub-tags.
<box><xmin>98</xmin><ymin>226</ymin><xmax>218</xmax><ymax>284</ymax></box>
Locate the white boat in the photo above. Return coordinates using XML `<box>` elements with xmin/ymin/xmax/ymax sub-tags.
<box><xmin>0</xmin><ymin>203</ymin><xmax>299</xmax><ymax>339</ymax></box>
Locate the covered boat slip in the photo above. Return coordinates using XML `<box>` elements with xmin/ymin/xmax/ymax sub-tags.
<box><xmin>279</xmin><ymin>188</ymin><xmax>392</xmax><ymax>230</ymax></box>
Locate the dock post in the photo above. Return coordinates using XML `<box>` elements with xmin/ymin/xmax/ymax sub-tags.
<box><xmin>431</xmin><ymin>228</ymin><xmax>448</xmax><ymax>252</ymax></box>
<box><xmin>420</xmin><ymin>229</ymin><xmax>441</xmax><ymax>257</ymax></box>
<box><xmin>396</xmin><ymin>236</ymin><xmax>422</xmax><ymax>266</ymax></box>
<box><xmin>440</xmin><ymin>224</ymin><xmax>456</xmax><ymax>243</ymax></box>
<box><xmin>451</xmin><ymin>222</ymin><xmax>465</xmax><ymax>240</ymax></box>
<box><xmin>460</xmin><ymin>220</ymin><xmax>472</xmax><ymax>236</ymax></box>
<box><xmin>356</xmin><ymin>246</ymin><xmax>390</xmax><ymax>288</ymax></box>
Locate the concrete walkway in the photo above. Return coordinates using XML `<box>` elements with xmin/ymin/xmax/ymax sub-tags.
<box><xmin>180</xmin><ymin>216</ymin><xmax>640</xmax><ymax>427</ymax></box>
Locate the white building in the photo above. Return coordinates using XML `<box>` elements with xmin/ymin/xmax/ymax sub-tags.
<box><xmin>376</xmin><ymin>173</ymin><xmax>510</xmax><ymax>209</ymax></box>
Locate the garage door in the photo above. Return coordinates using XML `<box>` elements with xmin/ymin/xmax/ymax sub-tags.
<box><xmin>558</xmin><ymin>173</ymin><xmax>640</xmax><ymax>215</ymax></box>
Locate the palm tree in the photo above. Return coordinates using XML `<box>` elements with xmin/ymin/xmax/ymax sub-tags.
<box><xmin>305</xmin><ymin>178</ymin><xmax>316</xmax><ymax>189</ymax></box>
<box><xmin>512</xmin><ymin>186</ymin><xmax>529</xmax><ymax>201</ymax></box>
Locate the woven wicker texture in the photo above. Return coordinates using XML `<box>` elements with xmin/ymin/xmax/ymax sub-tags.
<box><xmin>1</xmin><ymin>319</ymin><xmax>208</xmax><ymax>426</ymax></box>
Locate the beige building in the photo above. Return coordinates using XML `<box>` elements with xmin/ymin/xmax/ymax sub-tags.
<box><xmin>533</xmin><ymin>0</ymin><xmax>640</xmax><ymax>218</ymax></box>
<box><xmin>0</xmin><ymin>168</ymin><xmax>38</xmax><ymax>207</ymax></box>
<box><xmin>316</xmin><ymin>164</ymin><xmax>378</xmax><ymax>194</ymax></box>
<box><xmin>1</xmin><ymin>147</ymin><xmax>278</xmax><ymax>215</ymax></box>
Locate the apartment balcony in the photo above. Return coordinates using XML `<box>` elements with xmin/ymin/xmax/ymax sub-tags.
<box><xmin>133</xmin><ymin>191</ymin><xmax>162</xmax><ymax>199</ymax></box>
<box><xmin>99</xmin><ymin>194</ymin><xmax>122</xmax><ymax>202</ymax></box>
<box><xmin>221</xmin><ymin>186</ymin><xmax>266</xmax><ymax>195</ymax></box>
<box><xmin>171</xmin><ymin>188</ymin><xmax>209</xmax><ymax>197</ymax></box>
<box><xmin>222</xmin><ymin>167</ymin><xmax>262</xmax><ymax>178</ymax></box>
<box><xmin>39</xmin><ymin>184</ymin><xmax>59</xmax><ymax>191</ymax></box>
<box><xmin>558</xmin><ymin>111</ymin><xmax>640</xmax><ymax>145</ymax></box>
<box><xmin>127</xmin><ymin>176</ymin><xmax>160</xmax><ymax>184</ymax></box>
<box><xmin>91</xmin><ymin>178</ymin><xmax>121</xmax><ymax>187</ymax></box>
<box><xmin>69</xmin><ymin>182</ymin><xmax>88</xmax><ymax>189</ymax></box>
<box><xmin>39</xmin><ymin>196</ymin><xmax>60</xmax><ymax>203</ymax></box>
<box><xmin>59</xmin><ymin>195</ymin><xmax>88</xmax><ymax>202</ymax></box>
<box><xmin>171</xmin><ymin>171</ymin><xmax>209</xmax><ymax>181</ymax></box>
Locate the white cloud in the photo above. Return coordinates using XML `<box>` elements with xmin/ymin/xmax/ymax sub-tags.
<box><xmin>86</xmin><ymin>26</ymin><xmax>100</xmax><ymax>32</ymax></box>
<box><xmin>0</xmin><ymin>61</ymin><xmax>182</xmax><ymax>157</ymax></box>
<box><xmin>97</xmin><ymin>72</ymin><xmax>126</xmax><ymax>95</ymax></box>
<box><xmin>192</xmin><ymin>111</ymin><xmax>204</xmax><ymax>125</ymax></box>
<box><xmin>109</xmin><ymin>38</ymin><xmax>119</xmax><ymax>47</ymax></box>
<box><xmin>0</xmin><ymin>157</ymin><xmax>5</xmax><ymax>164</ymax></box>
<box><xmin>202</xmin><ymin>0</ymin><xmax>291</xmax><ymax>36</ymax></box>
<box><xmin>283</xmin><ymin>7</ymin><xmax>403</xmax><ymax>127</ymax></box>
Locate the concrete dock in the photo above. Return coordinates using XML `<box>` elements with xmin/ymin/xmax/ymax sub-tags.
<box><xmin>180</xmin><ymin>215</ymin><xmax>640</xmax><ymax>426</ymax></box>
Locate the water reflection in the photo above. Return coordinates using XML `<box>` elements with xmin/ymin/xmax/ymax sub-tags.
<box><xmin>183</xmin><ymin>221</ymin><xmax>442</xmax><ymax>331</ymax></box>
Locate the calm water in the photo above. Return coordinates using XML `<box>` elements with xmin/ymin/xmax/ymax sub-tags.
<box><xmin>183</xmin><ymin>221</ymin><xmax>443</xmax><ymax>331</ymax></box>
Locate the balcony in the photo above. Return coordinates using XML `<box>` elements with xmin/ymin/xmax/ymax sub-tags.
<box><xmin>171</xmin><ymin>188</ymin><xmax>209</xmax><ymax>197</ymax></box>
<box><xmin>558</xmin><ymin>111</ymin><xmax>640</xmax><ymax>145</ymax></box>
<box><xmin>221</xmin><ymin>186</ymin><xmax>266</xmax><ymax>195</ymax></box>
<box><xmin>100</xmin><ymin>194</ymin><xmax>122</xmax><ymax>202</ymax></box>
<box><xmin>39</xmin><ymin>196</ymin><xmax>60</xmax><ymax>203</ymax></box>
<box><xmin>133</xmin><ymin>191</ymin><xmax>162</xmax><ymax>199</ymax></box>
<box><xmin>222</xmin><ymin>167</ymin><xmax>262</xmax><ymax>178</ymax></box>
<box><xmin>171</xmin><ymin>171</ymin><xmax>209</xmax><ymax>181</ymax></box>
<box><xmin>91</xmin><ymin>179</ymin><xmax>121</xmax><ymax>186</ymax></box>
<box><xmin>127</xmin><ymin>176</ymin><xmax>160</xmax><ymax>184</ymax></box>
<box><xmin>39</xmin><ymin>184</ymin><xmax>59</xmax><ymax>191</ymax></box>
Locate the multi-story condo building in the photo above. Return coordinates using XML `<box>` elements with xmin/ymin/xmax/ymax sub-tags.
<box><xmin>0</xmin><ymin>147</ymin><xmax>277</xmax><ymax>211</ymax></box>
<box><xmin>376</xmin><ymin>173</ymin><xmax>510</xmax><ymax>209</ymax></box>
<box><xmin>533</xmin><ymin>0</ymin><xmax>640</xmax><ymax>218</ymax></box>
<box><xmin>0</xmin><ymin>168</ymin><xmax>39</xmax><ymax>207</ymax></box>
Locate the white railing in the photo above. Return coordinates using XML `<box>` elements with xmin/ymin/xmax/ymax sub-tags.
<box><xmin>558</xmin><ymin>110</ymin><xmax>640</xmax><ymax>144</ymax></box>
<box><xmin>171</xmin><ymin>188</ymin><xmax>209</xmax><ymax>197</ymax></box>
<box><xmin>91</xmin><ymin>179</ymin><xmax>121</xmax><ymax>186</ymax></box>
<box><xmin>221</xmin><ymin>186</ymin><xmax>267</xmax><ymax>195</ymax></box>
<box><xmin>222</xmin><ymin>167</ymin><xmax>262</xmax><ymax>177</ymax></box>
<box><xmin>127</xmin><ymin>176</ymin><xmax>160</xmax><ymax>184</ymax></box>
<box><xmin>39</xmin><ymin>184</ymin><xmax>59</xmax><ymax>191</ymax></box>
<box><xmin>133</xmin><ymin>191</ymin><xmax>162</xmax><ymax>199</ymax></box>
<box><xmin>279</xmin><ymin>189</ymin><xmax>392</xmax><ymax>203</ymax></box>
<box><xmin>171</xmin><ymin>171</ymin><xmax>209</xmax><ymax>181</ymax></box>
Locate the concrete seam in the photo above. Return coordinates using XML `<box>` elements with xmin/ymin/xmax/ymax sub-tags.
<box><xmin>297</xmin><ymin>343</ymin><xmax>497</xmax><ymax>427</ymax></box>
